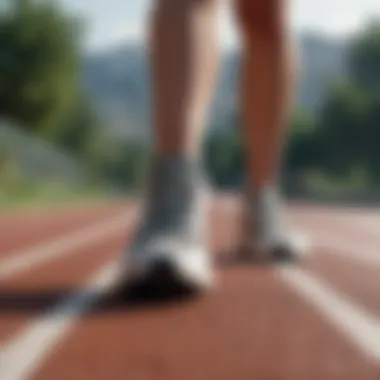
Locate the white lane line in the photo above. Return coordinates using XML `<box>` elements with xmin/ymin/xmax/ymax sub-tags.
<box><xmin>0</xmin><ymin>212</ymin><xmax>136</xmax><ymax>280</ymax></box>
<box><xmin>281</xmin><ymin>267</ymin><xmax>380</xmax><ymax>363</ymax></box>
<box><xmin>0</xmin><ymin>262</ymin><xmax>119</xmax><ymax>380</ymax></box>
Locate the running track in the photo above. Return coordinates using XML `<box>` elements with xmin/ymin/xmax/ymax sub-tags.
<box><xmin>0</xmin><ymin>197</ymin><xmax>380</xmax><ymax>380</ymax></box>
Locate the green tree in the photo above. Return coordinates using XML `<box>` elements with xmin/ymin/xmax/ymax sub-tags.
<box><xmin>285</xmin><ymin>110</ymin><xmax>320</xmax><ymax>173</ymax></box>
<box><xmin>47</xmin><ymin>93</ymin><xmax>98</xmax><ymax>158</ymax></box>
<box><xmin>86</xmin><ymin>136</ymin><xmax>149</xmax><ymax>192</ymax></box>
<box><xmin>316</xmin><ymin>82</ymin><xmax>372</xmax><ymax>178</ymax></box>
<box><xmin>314</xmin><ymin>20</ymin><xmax>380</xmax><ymax>186</ymax></box>
<box><xmin>349</xmin><ymin>19</ymin><xmax>380</xmax><ymax>96</ymax></box>
<box><xmin>0</xmin><ymin>0</ymin><xmax>82</xmax><ymax>135</ymax></box>
<box><xmin>204</xmin><ymin>128</ymin><xmax>244</xmax><ymax>188</ymax></box>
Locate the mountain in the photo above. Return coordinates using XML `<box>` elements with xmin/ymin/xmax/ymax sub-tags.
<box><xmin>83</xmin><ymin>32</ymin><xmax>347</xmax><ymax>141</ymax></box>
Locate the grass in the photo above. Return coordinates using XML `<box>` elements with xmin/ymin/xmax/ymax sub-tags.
<box><xmin>0</xmin><ymin>179</ymin><xmax>111</xmax><ymax>213</ymax></box>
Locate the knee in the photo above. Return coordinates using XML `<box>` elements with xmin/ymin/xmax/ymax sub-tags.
<box><xmin>235</xmin><ymin>0</ymin><xmax>287</xmax><ymax>43</ymax></box>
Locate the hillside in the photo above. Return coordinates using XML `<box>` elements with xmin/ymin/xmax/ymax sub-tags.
<box><xmin>83</xmin><ymin>32</ymin><xmax>347</xmax><ymax>140</ymax></box>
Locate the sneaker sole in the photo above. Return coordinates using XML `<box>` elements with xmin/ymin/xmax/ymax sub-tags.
<box><xmin>119</xmin><ymin>251</ymin><xmax>214</xmax><ymax>296</ymax></box>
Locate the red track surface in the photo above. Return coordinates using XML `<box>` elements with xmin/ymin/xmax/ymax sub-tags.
<box><xmin>1</xmin><ymin>198</ymin><xmax>380</xmax><ymax>380</ymax></box>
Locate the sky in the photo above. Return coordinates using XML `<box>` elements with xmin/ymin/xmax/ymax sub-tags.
<box><xmin>59</xmin><ymin>0</ymin><xmax>380</xmax><ymax>51</ymax></box>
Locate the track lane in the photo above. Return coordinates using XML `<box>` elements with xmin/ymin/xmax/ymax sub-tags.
<box><xmin>30</xmin><ymin>265</ymin><xmax>379</xmax><ymax>380</ymax></box>
<box><xmin>0</xmin><ymin>203</ymin><xmax>125</xmax><ymax>259</ymax></box>
<box><xmin>1</xmin><ymin>200</ymin><xmax>380</xmax><ymax>380</ymax></box>
<box><xmin>0</xmin><ymin>233</ymin><xmax>126</xmax><ymax>343</ymax></box>
<box><xmin>26</xmin><ymin>203</ymin><xmax>380</xmax><ymax>379</ymax></box>
<box><xmin>290</xmin><ymin>207</ymin><xmax>380</xmax><ymax>318</ymax></box>
<box><xmin>0</xmin><ymin>203</ymin><xmax>134</xmax><ymax>344</ymax></box>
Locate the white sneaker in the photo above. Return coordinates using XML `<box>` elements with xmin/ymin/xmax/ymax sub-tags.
<box><xmin>241</xmin><ymin>186</ymin><xmax>310</xmax><ymax>262</ymax></box>
<box><xmin>120</xmin><ymin>157</ymin><xmax>214</xmax><ymax>293</ymax></box>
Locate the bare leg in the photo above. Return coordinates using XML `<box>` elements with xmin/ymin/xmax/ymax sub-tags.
<box><xmin>235</xmin><ymin>0</ymin><xmax>295</xmax><ymax>188</ymax></box>
<box><xmin>121</xmin><ymin>0</ymin><xmax>221</xmax><ymax>292</ymax></box>
<box><xmin>235</xmin><ymin>0</ymin><xmax>306</xmax><ymax>260</ymax></box>
<box><xmin>151</xmin><ymin>0</ymin><xmax>220</xmax><ymax>157</ymax></box>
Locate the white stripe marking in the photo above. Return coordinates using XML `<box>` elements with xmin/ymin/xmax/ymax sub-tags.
<box><xmin>281</xmin><ymin>267</ymin><xmax>380</xmax><ymax>363</ymax></box>
<box><xmin>0</xmin><ymin>213</ymin><xmax>134</xmax><ymax>280</ymax></box>
<box><xmin>0</xmin><ymin>262</ymin><xmax>119</xmax><ymax>380</ymax></box>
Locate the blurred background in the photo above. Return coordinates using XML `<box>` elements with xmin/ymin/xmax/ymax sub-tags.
<box><xmin>1</xmin><ymin>0</ymin><xmax>380</xmax><ymax>210</ymax></box>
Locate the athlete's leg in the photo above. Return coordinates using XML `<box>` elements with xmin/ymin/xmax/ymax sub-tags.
<box><xmin>236</xmin><ymin>0</ymin><xmax>294</xmax><ymax>189</ymax></box>
<box><xmin>121</xmin><ymin>0</ymin><xmax>221</xmax><ymax>291</ymax></box>
<box><xmin>235</xmin><ymin>0</ymin><xmax>307</xmax><ymax>260</ymax></box>
<box><xmin>152</xmin><ymin>0</ymin><xmax>220</xmax><ymax>157</ymax></box>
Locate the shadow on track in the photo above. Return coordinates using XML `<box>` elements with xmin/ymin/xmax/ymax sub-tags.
<box><xmin>0</xmin><ymin>286</ymin><xmax>197</xmax><ymax>315</ymax></box>
<box><xmin>0</xmin><ymin>249</ymin><xmax>270</xmax><ymax>315</ymax></box>
<box><xmin>0</xmin><ymin>289</ymin><xmax>72</xmax><ymax>314</ymax></box>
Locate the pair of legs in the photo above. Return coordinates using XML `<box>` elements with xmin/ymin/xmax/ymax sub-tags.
<box><xmin>122</xmin><ymin>0</ymin><xmax>303</xmax><ymax>292</ymax></box>
<box><xmin>152</xmin><ymin>0</ymin><xmax>294</xmax><ymax>187</ymax></box>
